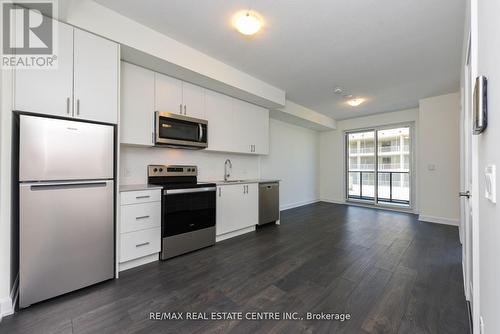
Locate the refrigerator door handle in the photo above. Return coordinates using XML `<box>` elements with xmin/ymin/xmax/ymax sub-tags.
<box><xmin>27</xmin><ymin>181</ymin><xmax>109</xmax><ymax>191</ymax></box>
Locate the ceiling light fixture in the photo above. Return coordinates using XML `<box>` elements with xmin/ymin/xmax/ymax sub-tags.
<box><xmin>234</xmin><ymin>11</ymin><xmax>263</xmax><ymax>36</ymax></box>
<box><xmin>347</xmin><ymin>98</ymin><xmax>365</xmax><ymax>107</ymax></box>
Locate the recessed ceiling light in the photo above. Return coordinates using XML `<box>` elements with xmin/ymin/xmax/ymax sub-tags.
<box><xmin>233</xmin><ymin>11</ymin><xmax>263</xmax><ymax>36</ymax></box>
<box><xmin>347</xmin><ymin>98</ymin><xmax>365</xmax><ymax>107</ymax></box>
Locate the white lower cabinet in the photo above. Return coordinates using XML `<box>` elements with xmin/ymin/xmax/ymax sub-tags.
<box><xmin>119</xmin><ymin>189</ymin><xmax>161</xmax><ymax>271</ymax></box>
<box><xmin>216</xmin><ymin>183</ymin><xmax>258</xmax><ymax>238</ymax></box>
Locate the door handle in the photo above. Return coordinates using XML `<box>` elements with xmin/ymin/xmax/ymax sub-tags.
<box><xmin>459</xmin><ymin>191</ymin><xmax>471</xmax><ymax>198</ymax></box>
<box><xmin>199</xmin><ymin>124</ymin><xmax>203</xmax><ymax>142</ymax></box>
<box><xmin>76</xmin><ymin>99</ymin><xmax>80</xmax><ymax>116</ymax></box>
<box><xmin>136</xmin><ymin>195</ymin><xmax>150</xmax><ymax>199</ymax></box>
<box><xmin>179</xmin><ymin>103</ymin><xmax>183</xmax><ymax>114</ymax></box>
<box><xmin>184</xmin><ymin>104</ymin><xmax>187</xmax><ymax>115</ymax></box>
<box><xmin>66</xmin><ymin>97</ymin><xmax>70</xmax><ymax>114</ymax></box>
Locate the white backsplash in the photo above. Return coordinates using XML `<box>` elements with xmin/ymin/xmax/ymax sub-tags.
<box><xmin>120</xmin><ymin>145</ymin><xmax>261</xmax><ymax>185</ymax></box>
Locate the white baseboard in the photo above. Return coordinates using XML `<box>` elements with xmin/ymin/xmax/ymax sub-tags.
<box><xmin>0</xmin><ymin>297</ymin><xmax>14</xmax><ymax>320</ymax></box>
<box><xmin>319</xmin><ymin>198</ymin><xmax>345</xmax><ymax>205</ymax></box>
<box><xmin>280</xmin><ymin>199</ymin><xmax>320</xmax><ymax>211</ymax></box>
<box><xmin>418</xmin><ymin>215</ymin><xmax>459</xmax><ymax>226</ymax></box>
<box><xmin>119</xmin><ymin>253</ymin><xmax>159</xmax><ymax>272</ymax></box>
<box><xmin>216</xmin><ymin>226</ymin><xmax>256</xmax><ymax>242</ymax></box>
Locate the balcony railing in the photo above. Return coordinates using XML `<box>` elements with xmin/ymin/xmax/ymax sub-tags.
<box><xmin>349</xmin><ymin>164</ymin><xmax>375</xmax><ymax>170</ymax></box>
<box><xmin>348</xmin><ymin>171</ymin><xmax>410</xmax><ymax>205</ymax></box>
<box><xmin>378</xmin><ymin>163</ymin><xmax>410</xmax><ymax>170</ymax></box>
<box><xmin>378</xmin><ymin>145</ymin><xmax>410</xmax><ymax>153</ymax></box>
<box><xmin>349</xmin><ymin>147</ymin><xmax>375</xmax><ymax>154</ymax></box>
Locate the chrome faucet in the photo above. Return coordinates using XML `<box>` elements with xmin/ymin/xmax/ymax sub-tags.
<box><xmin>224</xmin><ymin>159</ymin><xmax>232</xmax><ymax>182</ymax></box>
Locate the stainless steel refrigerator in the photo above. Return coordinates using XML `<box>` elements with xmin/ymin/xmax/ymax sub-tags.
<box><xmin>18</xmin><ymin>115</ymin><xmax>115</xmax><ymax>308</ymax></box>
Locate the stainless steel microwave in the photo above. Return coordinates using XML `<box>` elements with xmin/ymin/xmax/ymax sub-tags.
<box><xmin>155</xmin><ymin>112</ymin><xmax>208</xmax><ymax>149</ymax></box>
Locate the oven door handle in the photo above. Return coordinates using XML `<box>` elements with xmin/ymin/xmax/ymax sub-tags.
<box><xmin>164</xmin><ymin>187</ymin><xmax>216</xmax><ymax>195</ymax></box>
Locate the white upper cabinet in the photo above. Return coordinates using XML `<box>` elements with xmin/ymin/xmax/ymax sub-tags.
<box><xmin>182</xmin><ymin>82</ymin><xmax>205</xmax><ymax>119</ymax></box>
<box><xmin>120</xmin><ymin>62</ymin><xmax>155</xmax><ymax>146</ymax></box>
<box><xmin>73</xmin><ymin>29</ymin><xmax>119</xmax><ymax>124</ymax></box>
<box><xmin>235</xmin><ymin>101</ymin><xmax>269</xmax><ymax>154</ymax></box>
<box><xmin>14</xmin><ymin>19</ymin><xmax>74</xmax><ymax>117</ymax></box>
<box><xmin>154</xmin><ymin>73</ymin><xmax>183</xmax><ymax>114</ymax></box>
<box><xmin>205</xmin><ymin>89</ymin><xmax>235</xmax><ymax>152</ymax></box>
<box><xmin>14</xmin><ymin>20</ymin><xmax>118</xmax><ymax>124</ymax></box>
<box><xmin>154</xmin><ymin>73</ymin><xmax>205</xmax><ymax>119</ymax></box>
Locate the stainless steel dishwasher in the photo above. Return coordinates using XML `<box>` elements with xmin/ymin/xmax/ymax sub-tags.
<box><xmin>259</xmin><ymin>182</ymin><xmax>280</xmax><ymax>225</ymax></box>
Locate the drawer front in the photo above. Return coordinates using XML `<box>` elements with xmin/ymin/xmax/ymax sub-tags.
<box><xmin>120</xmin><ymin>189</ymin><xmax>161</xmax><ymax>205</ymax></box>
<box><xmin>121</xmin><ymin>202</ymin><xmax>161</xmax><ymax>233</ymax></box>
<box><xmin>120</xmin><ymin>228</ymin><xmax>161</xmax><ymax>263</ymax></box>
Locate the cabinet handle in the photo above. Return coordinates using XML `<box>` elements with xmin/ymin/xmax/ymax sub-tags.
<box><xmin>135</xmin><ymin>215</ymin><xmax>150</xmax><ymax>220</ymax></box>
<box><xmin>218</xmin><ymin>187</ymin><xmax>221</xmax><ymax>197</ymax></box>
<box><xmin>66</xmin><ymin>97</ymin><xmax>70</xmax><ymax>114</ymax></box>
<box><xmin>179</xmin><ymin>103</ymin><xmax>183</xmax><ymax>114</ymax></box>
<box><xmin>135</xmin><ymin>242</ymin><xmax>150</xmax><ymax>247</ymax></box>
<box><xmin>184</xmin><ymin>104</ymin><xmax>187</xmax><ymax>115</ymax></box>
<box><xmin>136</xmin><ymin>195</ymin><xmax>150</xmax><ymax>199</ymax></box>
<box><xmin>76</xmin><ymin>99</ymin><xmax>80</xmax><ymax>116</ymax></box>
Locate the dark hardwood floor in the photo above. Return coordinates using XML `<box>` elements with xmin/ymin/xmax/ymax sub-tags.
<box><xmin>1</xmin><ymin>202</ymin><xmax>470</xmax><ymax>334</ymax></box>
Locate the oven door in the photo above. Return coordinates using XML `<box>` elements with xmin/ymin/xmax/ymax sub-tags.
<box><xmin>163</xmin><ymin>187</ymin><xmax>216</xmax><ymax>237</ymax></box>
<box><xmin>155</xmin><ymin>112</ymin><xmax>207</xmax><ymax>148</ymax></box>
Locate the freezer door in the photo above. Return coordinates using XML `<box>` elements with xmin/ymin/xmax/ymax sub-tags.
<box><xmin>19</xmin><ymin>115</ymin><xmax>114</xmax><ymax>181</ymax></box>
<box><xmin>19</xmin><ymin>180</ymin><xmax>114</xmax><ymax>308</ymax></box>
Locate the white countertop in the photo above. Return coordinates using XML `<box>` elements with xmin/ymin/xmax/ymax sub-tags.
<box><xmin>119</xmin><ymin>184</ymin><xmax>163</xmax><ymax>192</ymax></box>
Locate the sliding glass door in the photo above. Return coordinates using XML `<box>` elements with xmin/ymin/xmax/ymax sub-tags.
<box><xmin>346</xmin><ymin>125</ymin><xmax>411</xmax><ymax>207</ymax></box>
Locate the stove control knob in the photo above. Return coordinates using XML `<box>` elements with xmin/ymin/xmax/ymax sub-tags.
<box><xmin>159</xmin><ymin>168</ymin><xmax>163</xmax><ymax>172</ymax></box>
<box><xmin>153</xmin><ymin>168</ymin><xmax>158</xmax><ymax>173</ymax></box>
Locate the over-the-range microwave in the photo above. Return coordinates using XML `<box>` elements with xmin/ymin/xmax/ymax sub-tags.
<box><xmin>154</xmin><ymin>111</ymin><xmax>208</xmax><ymax>149</ymax></box>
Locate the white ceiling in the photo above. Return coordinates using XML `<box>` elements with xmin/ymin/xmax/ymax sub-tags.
<box><xmin>95</xmin><ymin>0</ymin><xmax>465</xmax><ymax>120</ymax></box>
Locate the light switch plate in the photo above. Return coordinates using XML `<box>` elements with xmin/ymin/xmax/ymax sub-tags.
<box><xmin>485</xmin><ymin>164</ymin><xmax>496</xmax><ymax>203</ymax></box>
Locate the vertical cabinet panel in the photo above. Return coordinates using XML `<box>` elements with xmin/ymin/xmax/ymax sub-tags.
<box><xmin>155</xmin><ymin>73</ymin><xmax>183</xmax><ymax>114</ymax></box>
<box><xmin>120</xmin><ymin>62</ymin><xmax>155</xmax><ymax>145</ymax></box>
<box><xmin>73</xmin><ymin>28</ymin><xmax>118</xmax><ymax>124</ymax></box>
<box><xmin>14</xmin><ymin>19</ymin><xmax>74</xmax><ymax>117</ymax></box>
<box><xmin>205</xmin><ymin>90</ymin><xmax>236</xmax><ymax>152</ymax></box>
<box><xmin>182</xmin><ymin>82</ymin><xmax>205</xmax><ymax>119</ymax></box>
<box><xmin>235</xmin><ymin>101</ymin><xmax>269</xmax><ymax>154</ymax></box>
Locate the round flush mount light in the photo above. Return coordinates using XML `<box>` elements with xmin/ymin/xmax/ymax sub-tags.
<box><xmin>347</xmin><ymin>98</ymin><xmax>365</xmax><ymax>107</ymax></box>
<box><xmin>233</xmin><ymin>11</ymin><xmax>263</xmax><ymax>35</ymax></box>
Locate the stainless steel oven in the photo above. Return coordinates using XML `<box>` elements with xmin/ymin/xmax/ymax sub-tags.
<box><xmin>155</xmin><ymin>112</ymin><xmax>208</xmax><ymax>149</ymax></box>
<box><xmin>148</xmin><ymin>165</ymin><xmax>216</xmax><ymax>260</ymax></box>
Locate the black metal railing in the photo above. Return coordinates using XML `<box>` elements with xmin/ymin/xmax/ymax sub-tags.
<box><xmin>348</xmin><ymin>171</ymin><xmax>410</xmax><ymax>205</ymax></box>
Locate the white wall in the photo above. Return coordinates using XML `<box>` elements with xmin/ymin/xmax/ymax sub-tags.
<box><xmin>260</xmin><ymin>119</ymin><xmax>320</xmax><ymax>210</ymax></box>
<box><xmin>418</xmin><ymin>93</ymin><xmax>461</xmax><ymax>224</ymax></box>
<box><xmin>319</xmin><ymin>95</ymin><xmax>460</xmax><ymax>225</ymax></box>
<box><xmin>476</xmin><ymin>0</ymin><xmax>500</xmax><ymax>331</ymax></box>
<box><xmin>319</xmin><ymin>108</ymin><xmax>419</xmax><ymax>204</ymax></box>
<box><xmin>120</xmin><ymin>118</ymin><xmax>320</xmax><ymax>211</ymax></box>
<box><xmin>0</xmin><ymin>67</ymin><xmax>14</xmax><ymax>318</ymax></box>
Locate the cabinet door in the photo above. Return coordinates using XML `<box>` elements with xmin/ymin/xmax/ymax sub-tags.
<box><xmin>205</xmin><ymin>90</ymin><xmax>236</xmax><ymax>152</ymax></box>
<box><xmin>253</xmin><ymin>106</ymin><xmax>269</xmax><ymax>154</ymax></box>
<box><xmin>14</xmin><ymin>19</ymin><xmax>73</xmax><ymax>117</ymax></box>
<box><xmin>243</xmin><ymin>184</ymin><xmax>259</xmax><ymax>226</ymax></box>
<box><xmin>120</xmin><ymin>62</ymin><xmax>155</xmax><ymax>145</ymax></box>
<box><xmin>234</xmin><ymin>100</ymin><xmax>270</xmax><ymax>154</ymax></box>
<box><xmin>73</xmin><ymin>28</ymin><xmax>118</xmax><ymax>124</ymax></box>
<box><xmin>216</xmin><ymin>185</ymin><xmax>238</xmax><ymax>235</ymax></box>
<box><xmin>182</xmin><ymin>82</ymin><xmax>205</xmax><ymax>119</ymax></box>
<box><xmin>155</xmin><ymin>73</ymin><xmax>183</xmax><ymax>114</ymax></box>
<box><xmin>216</xmin><ymin>184</ymin><xmax>257</xmax><ymax>235</ymax></box>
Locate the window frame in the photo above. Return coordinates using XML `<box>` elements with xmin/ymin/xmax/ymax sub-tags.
<box><xmin>344</xmin><ymin>122</ymin><xmax>415</xmax><ymax>210</ymax></box>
